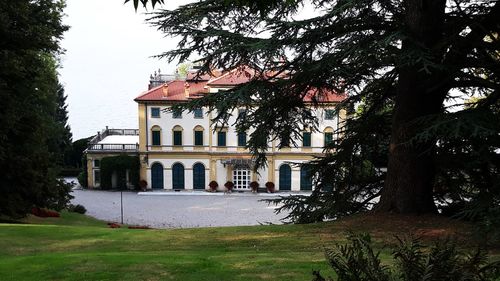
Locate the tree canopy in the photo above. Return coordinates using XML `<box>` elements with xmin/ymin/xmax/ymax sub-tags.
<box><xmin>135</xmin><ymin>0</ymin><xmax>499</xmax><ymax>226</ymax></box>
<box><xmin>0</xmin><ymin>0</ymin><xmax>72</xmax><ymax>218</ymax></box>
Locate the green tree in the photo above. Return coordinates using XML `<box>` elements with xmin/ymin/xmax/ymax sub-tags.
<box><xmin>0</xmin><ymin>0</ymin><xmax>70</xmax><ymax>218</ymax></box>
<box><xmin>136</xmin><ymin>1</ymin><xmax>499</xmax><ymax>217</ymax></box>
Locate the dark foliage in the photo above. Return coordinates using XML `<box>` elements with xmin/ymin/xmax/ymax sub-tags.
<box><xmin>99</xmin><ymin>155</ymin><xmax>140</xmax><ymax>190</ymax></box>
<box><xmin>316</xmin><ymin>233</ymin><xmax>500</xmax><ymax>281</ymax></box>
<box><xmin>0</xmin><ymin>0</ymin><xmax>70</xmax><ymax>218</ymax></box>
<box><xmin>68</xmin><ymin>204</ymin><xmax>87</xmax><ymax>214</ymax></box>
<box><xmin>209</xmin><ymin>180</ymin><xmax>218</xmax><ymax>191</ymax></box>
<box><xmin>142</xmin><ymin>0</ymin><xmax>499</xmax><ymax>225</ymax></box>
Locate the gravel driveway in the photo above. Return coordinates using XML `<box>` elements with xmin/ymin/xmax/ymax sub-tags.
<box><xmin>71</xmin><ymin>190</ymin><xmax>289</xmax><ymax>228</ymax></box>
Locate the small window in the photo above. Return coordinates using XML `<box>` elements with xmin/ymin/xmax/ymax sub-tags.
<box><xmin>303</xmin><ymin>132</ymin><xmax>311</xmax><ymax>147</ymax></box>
<box><xmin>93</xmin><ymin>159</ymin><xmax>100</xmax><ymax>168</ymax></box>
<box><xmin>217</xmin><ymin>131</ymin><xmax>226</xmax><ymax>147</ymax></box>
<box><xmin>325</xmin><ymin>109</ymin><xmax>336</xmax><ymax>120</ymax></box>
<box><xmin>151</xmin><ymin>107</ymin><xmax>160</xmax><ymax>118</ymax></box>
<box><xmin>173</xmin><ymin>109</ymin><xmax>182</xmax><ymax>119</ymax></box>
<box><xmin>324</xmin><ymin>132</ymin><xmax>334</xmax><ymax>146</ymax></box>
<box><xmin>152</xmin><ymin>130</ymin><xmax>161</xmax><ymax>146</ymax></box>
<box><xmin>194</xmin><ymin>130</ymin><xmax>203</xmax><ymax>146</ymax></box>
<box><xmin>173</xmin><ymin>131</ymin><xmax>182</xmax><ymax>146</ymax></box>
<box><xmin>193</xmin><ymin>108</ymin><xmax>203</xmax><ymax>118</ymax></box>
<box><xmin>237</xmin><ymin>132</ymin><xmax>247</xmax><ymax>147</ymax></box>
<box><xmin>94</xmin><ymin>170</ymin><xmax>101</xmax><ymax>186</ymax></box>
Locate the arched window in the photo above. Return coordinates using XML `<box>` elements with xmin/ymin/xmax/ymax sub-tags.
<box><xmin>300</xmin><ymin>165</ymin><xmax>313</xmax><ymax>191</ymax></box>
<box><xmin>172</xmin><ymin>163</ymin><xmax>185</xmax><ymax>189</ymax></box>
<box><xmin>151</xmin><ymin>162</ymin><xmax>164</xmax><ymax>189</ymax></box>
<box><xmin>193</xmin><ymin>163</ymin><xmax>205</xmax><ymax>190</ymax></box>
<box><xmin>323</xmin><ymin>127</ymin><xmax>334</xmax><ymax>147</ymax></box>
<box><xmin>193</xmin><ymin>125</ymin><xmax>204</xmax><ymax>146</ymax></box>
<box><xmin>279</xmin><ymin>164</ymin><xmax>292</xmax><ymax>191</ymax></box>
<box><xmin>151</xmin><ymin>126</ymin><xmax>162</xmax><ymax>146</ymax></box>
<box><xmin>172</xmin><ymin>125</ymin><xmax>183</xmax><ymax>146</ymax></box>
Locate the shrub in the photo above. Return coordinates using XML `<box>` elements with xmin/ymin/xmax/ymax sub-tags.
<box><xmin>315</xmin><ymin>233</ymin><xmax>500</xmax><ymax>281</ymax></box>
<box><xmin>250</xmin><ymin>181</ymin><xmax>259</xmax><ymax>192</ymax></box>
<box><xmin>209</xmin><ymin>181</ymin><xmax>218</xmax><ymax>191</ymax></box>
<box><xmin>100</xmin><ymin>155</ymin><xmax>140</xmax><ymax>190</ymax></box>
<box><xmin>68</xmin><ymin>204</ymin><xmax>87</xmax><ymax>214</ymax></box>
<box><xmin>77</xmin><ymin>155</ymin><xmax>88</xmax><ymax>188</ymax></box>
<box><xmin>265</xmin><ymin>181</ymin><xmax>275</xmax><ymax>193</ymax></box>
<box><xmin>224</xmin><ymin>181</ymin><xmax>234</xmax><ymax>191</ymax></box>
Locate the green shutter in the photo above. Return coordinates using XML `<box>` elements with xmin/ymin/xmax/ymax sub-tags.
<box><xmin>152</xmin><ymin>131</ymin><xmax>161</xmax><ymax>145</ymax></box>
<box><xmin>324</xmin><ymin>132</ymin><xmax>333</xmax><ymax>146</ymax></box>
<box><xmin>174</xmin><ymin>131</ymin><xmax>182</xmax><ymax>146</ymax></box>
<box><xmin>194</xmin><ymin>131</ymin><xmax>203</xmax><ymax>146</ymax></box>
<box><xmin>237</xmin><ymin>132</ymin><xmax>246</xmax><ymax>147</ymax></box>
<box><xmin>303</xmin><ymin>132</ymin><xmax>311</xmax><ymax>147</ymax></box>
<box><xmin>218</xmin><ymin>131</ymin><xmax>226</xmax><ymax>146</ymax></box>
<box><xmin>325</xmin><ymin>109</ymin><xmax>335</xmax><ymax>120</ymax></box>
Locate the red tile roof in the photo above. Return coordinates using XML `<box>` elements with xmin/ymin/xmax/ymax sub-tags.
<box><xmin>135</xmin><ymin>66</ymin><xmax>345</xmax><ymax>103</ymax></box>
<box><xmin>206</xmin><ymin>67</ymin><xmax>257</xmax><ymax>86</ymax></box>
<box><xmin>134</xmin><ymin>80</ymin><xmax>208</xmax><ymax>102</ymax></box>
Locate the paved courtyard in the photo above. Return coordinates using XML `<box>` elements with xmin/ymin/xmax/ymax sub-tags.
<box><xmin>71</xmin><ymin>189</ymin><xmax>290</xmax><ymax>228</ymax></box>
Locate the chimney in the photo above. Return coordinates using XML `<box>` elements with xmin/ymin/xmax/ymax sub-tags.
<box><xmin>184</xmin><ymin>82</ymin><xmax>190</xmax><ymax>98</ymax></box>
<box><xmin>162</xmin><ymin>83</ymin><xmax>168</xmax><ymax>98</ymax></box>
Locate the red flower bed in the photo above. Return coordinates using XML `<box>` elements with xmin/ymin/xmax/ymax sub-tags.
<box><xmin>107</xmin><ymin>222</ymin><xmax>121</xmax><ymax>228</ymax></box>
<box><xmin>128</xmin><ymin>225</ymin><xmax>151</xmax><ymax>229</ymax></box>
<box><xmin>31</xmin><ymin>207</ymin><xmax>60</xmax><ymax>218</ymax></box>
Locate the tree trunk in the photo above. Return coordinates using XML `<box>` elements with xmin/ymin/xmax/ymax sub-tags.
<box><xmin>377</xmin><ymin>0</ymin><xmax>448</xmax><ymax>214</ymax></box>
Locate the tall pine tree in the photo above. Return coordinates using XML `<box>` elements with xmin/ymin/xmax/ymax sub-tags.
<box><xmin>0</xmin><ymin>0</ymin><xmax>71</xmax><ymax>218</ymax></box>
<box><xmin>135</xmin><ymin>0</ymin><xmax>499</xmax><ymax>219</ymax></box>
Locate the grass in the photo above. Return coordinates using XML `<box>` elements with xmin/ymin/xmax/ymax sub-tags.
<box><xmin>0</xmin><ymin>211</ymin><xmax>496</xmax><ymax>281</ymax></box>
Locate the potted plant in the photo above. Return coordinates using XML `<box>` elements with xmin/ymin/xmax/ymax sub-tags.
<box><xmin>250</xmin><ymin>181</ymin><xmax>259</xmax><ymax>193</ymax></box>
<box><xmin>208</xmin><ymin>181</ymin><xmax>218</xmax><ymax>192</ymax></box>
<box><xmin>139</xmin><ymin>179</ymin><xmax>147</xmax><ymax>191</ymax></box>
<box><xmin>265</xmin><ymin>181</ymin><xmax>275</xmax><ymax>193</ymax></box>
<box><xmin>224</xmin><ymin>181</ymin><xmax>234</xmax><ymax>193</ymax></box>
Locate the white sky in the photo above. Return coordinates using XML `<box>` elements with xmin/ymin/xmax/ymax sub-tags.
<box><xmin>60</xmin><ymin>1</ymin><xmax>316</xmax><ymax>140</ymax></box>
<box><xmin>59</xmin><ymin>0</ymin><xmax>186</xmax><ymax>140</ymax></box>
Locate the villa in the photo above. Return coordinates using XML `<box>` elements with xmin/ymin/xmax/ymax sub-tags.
<box><xmin>86</xmin><ymin>67</ymin><xmax>345</xmax><ymax>191</ymax></box>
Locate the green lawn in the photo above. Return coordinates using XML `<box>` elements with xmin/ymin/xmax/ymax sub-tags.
<box><xmin>0</xmin><ymin>211</ymin><xmax>492</xmax><ymax>281</ymax></box>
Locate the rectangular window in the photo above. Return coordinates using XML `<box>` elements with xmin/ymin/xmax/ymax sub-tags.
<box><xmin>217</xmin><ymin>131</ymin><xmax>226</xmax><ymax>147</ymax></box>
<box><xmin>325</xmin><ymin>109</ymin><xmax>336</xmax><ymax>120</ymax></box>
<box><xmin>324</xmin><ymin>132</ymin><xmax>334</xmax><ymax>146</ymax></box>
<box><xmin>151</xmin><ymin>107</ymin><xmax>160</xmax><ymax>118</ymax></box>
<box><xmin>237</xmin><ymin>132</ymin><xmax>247</xmax><ymax>147</ymax></box>
<box><xmin>173</xmin><ymin>131</ymin><xmax>182</xmax><ymax>146</ymax></box>
<box><xmin>194</xmin><ymin>131</ymin><xmax>203</xmax><ymax>146</ymax></box>
<box><xmin>94</xmin><ymin>170</ymin><xmax>101</xmax><ymax>186</ymax></box>
<box><xmin>173</xmin><ymin>109</ymin><xmax>182</xmax><ymax>119</ymax></box>
<box><xmin>152</xmin><ymin>130</ymin><xmax>161</xmax><ymax>146</ymax></box>
<box><xmin>193</xmin><ymin>108</ymin><xmax>203</xmax><ymax>118</ymax></box>
<box><xmin>303</xmin><ymin>132</ymin><xmax>311</xmax><ymax>147</ymax></box>
<box><xmin>93</xmin><ymin>159</ymin><xmax>100</xmax><ymax>168</ymax></box>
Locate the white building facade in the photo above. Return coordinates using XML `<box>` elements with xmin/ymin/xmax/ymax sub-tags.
<box><xmin>135</xmin><ymin>68</ymin><xmax>345</xmax><ymax>191</ymax></box>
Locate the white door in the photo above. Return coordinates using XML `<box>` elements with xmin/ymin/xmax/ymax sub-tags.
<box><xmin>233</xmin><ymin>169</ymin><xmax>251</xmax><ymax>189</ymax></box>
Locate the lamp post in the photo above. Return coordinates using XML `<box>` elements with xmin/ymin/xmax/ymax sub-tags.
<box><xmin>120</xmin><ymin>191</ymin><xmax>124</xmax><ymax>224</ymax></box>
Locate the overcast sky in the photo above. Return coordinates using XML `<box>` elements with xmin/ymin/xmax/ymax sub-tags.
<box><xmin>59</xmin><ymin>1</ymin><xmax>318</xmax><ymax>140</ymax></box>
<box><xmin>59</xmin><ymin>0</ymin><xmax>186</xmax><ymax>140</ymax></box>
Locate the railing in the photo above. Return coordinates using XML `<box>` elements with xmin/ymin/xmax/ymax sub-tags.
<box><xmin>88</xmin><ymin>127</ymin><xmax>139</xmax><ymax>147</ymax></box>
<box><xmin>87</xmin><ymin>144</ymin><xmax>139</xmax><ymax>151</ymax></box>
